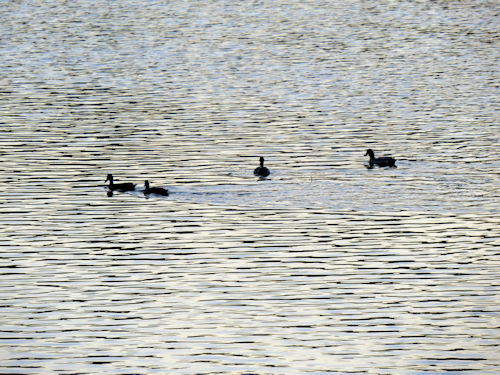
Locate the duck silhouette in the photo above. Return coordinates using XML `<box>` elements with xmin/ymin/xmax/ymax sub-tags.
<box><xmin>105</xmin><ymin>174</ymin><xmax>136</xmax><ymax>191</ymax></box>
<box><xmin>365</xmin><ymin>149</ymin><xmax>397</xmax><ymax>169</ymax></box>
<box><xmin>253</xmin><ymin>156</ymin><xmax>270</xmax><ymax>177</ymax></box>
<box><xmin>144</xmin><ymin>180</ymin><xmax>169</xmax><ymax>196</ymax></box>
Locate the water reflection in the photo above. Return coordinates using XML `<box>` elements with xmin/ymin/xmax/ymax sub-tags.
<box><xmin>1</xmin><ymin>0</ymin><xmax>499</xmax><ymax>373</ymax></box>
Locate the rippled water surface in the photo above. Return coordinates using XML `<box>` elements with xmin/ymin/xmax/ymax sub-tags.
<box><xmin>1</xmin><ymin>0</ymin><xmax>499</xmax><ymax>373</ymax></box>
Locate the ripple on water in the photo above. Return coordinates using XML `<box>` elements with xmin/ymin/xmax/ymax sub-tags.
<box><xmin>0</xmin><ymin>0</ymin><xmax>499</xmax><ymax>373</ymax></box>
<box><xmin>1</xmin><ymin>192</ymin><xmax>498</xmax><ymax>372</ymax></box>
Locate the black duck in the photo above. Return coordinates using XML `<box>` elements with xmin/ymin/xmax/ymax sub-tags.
<box><xmin>144</xmin><ymin>180</ymin><xmax>169</xmax><ymax>196</ymax></box>
<box><xmin>365</xmin><ymin>149</ymin><xmax>396</xmax><ymax>169</ymax></box>
<box><xmin>253</xmin><ymin>156</ymin><xmax>270</xmax><ymax>177</ymax></box>
<box><xmin>105</xmin><ymin>174</ymin><xmax>136</xmax><ymax>191</ymax></box>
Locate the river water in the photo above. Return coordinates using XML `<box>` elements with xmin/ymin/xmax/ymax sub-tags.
<box><xmin>1</xmin><ymin>0</ymin><xmax>499</xmax><ymax>373</ymax></box>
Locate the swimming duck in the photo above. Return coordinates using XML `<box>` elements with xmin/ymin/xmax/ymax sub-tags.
<box><xmin>105</xmin><ymin>174</ymin><xmax>136</xmax><ymax>191</ymax></box>
<box><xmin>144</xmin><ymin>180</ymin><xmax>169</xmax><ymax>196</ymax></box>
<box><xmin>254</xmin><ymin>156</ymin><xmax>270</xmax><ymax>177</ymax></box>
<box><xmin>365</xmin><ymin>149</ymin><xmax>397</xmax><ymax>169</ymax></box>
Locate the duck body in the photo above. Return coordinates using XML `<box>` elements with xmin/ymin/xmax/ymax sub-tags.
<box><xmin>254</xmin><ymin>156</ymin><xmax>270</xmax><ymax>177</ymax></box>
<box><xmin>105</xmin><ymin>174</ymin><xmax>136</xmax><ymax>191</ymax></box>
<box><xmin>144</xmin><ymin>180</ymin><xmax>169</xmax><ymax>196</ymax></box>
<box><xmin>365</xmin><ymin>149</ymin><xmax>396</xmax><ymax>169</ymax></box>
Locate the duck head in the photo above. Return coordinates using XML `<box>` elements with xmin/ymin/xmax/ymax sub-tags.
<box><xmin>105</xmin><ymin>174</ymin><xmax>114</xmax><ymax>183</ymax></box>
<box><xmin>365</xmin><ymin>149</ymin><xmax>375</xmax><ymax>158</ymax></box>
<box><xmin>144</xmin><ymin>180</ymin><xmax>150</xmax><ymax>189</ymax></box>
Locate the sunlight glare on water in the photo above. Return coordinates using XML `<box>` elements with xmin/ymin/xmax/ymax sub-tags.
<box><xmin>0</xmin><ymin>0</ymin><xmax>499</xmax><ymax>373</ymax></box>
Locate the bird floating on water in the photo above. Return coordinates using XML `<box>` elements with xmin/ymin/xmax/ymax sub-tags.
<box><xmin>105</xmin><ymin>174</ymin><xmax>136</xmax><ymax>191</ymax></box>
<box><xmin>254</xmin><ymin>156</ymin><xmax>270</xmax><ymax>177</ymax></box>
<box><xmin>365</xmin><ymin>149</ymin><xmax>397</xmax><ymax>169</ymax></box>
<box><xmin>144</xmin><ymin>180</ymin><xmax>169</xmax><ymax>196</ymax></box>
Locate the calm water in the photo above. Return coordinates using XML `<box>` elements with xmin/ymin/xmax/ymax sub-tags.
<box><xmin>1</xmin><ymin>0</ymin><xmax>499</xmax><ymax>373</ymax></box>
